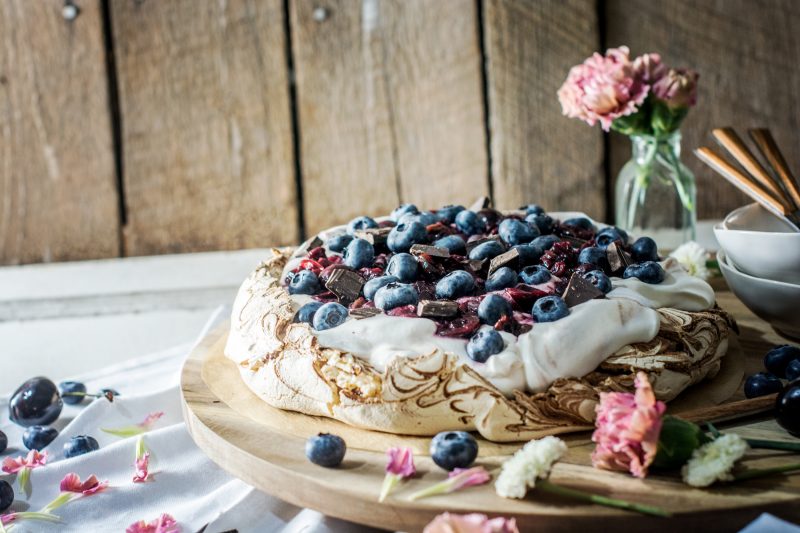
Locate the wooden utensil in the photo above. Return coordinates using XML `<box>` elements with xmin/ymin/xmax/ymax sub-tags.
<box><xmin>695</xmin><ymin>147</ymin><xmax>800</xmax><ymax>231</ymax></box>
<box><xmin>748</xmin><ymin>128</ymin><xmax>800</xmax><ymax>210</ymax></box>
<box><xmin>712</xmin><ymin>127</ymin><xmax>793</xmax><ymax>209</ymax></box>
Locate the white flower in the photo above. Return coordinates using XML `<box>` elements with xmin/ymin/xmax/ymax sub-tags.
<box><xmin>681</xmin><ymin>434</ymin><xmax>749</xmax><ymax>487</ymax></box>
<box><xmin>669</xmin><ymin>241</ymin><xmax>710</xmax><ymax>280</ymax></box>
<box><xmin>495</xmin><ymin>436</ymin><xmax>567</xmax><ymax>499</ymax></box>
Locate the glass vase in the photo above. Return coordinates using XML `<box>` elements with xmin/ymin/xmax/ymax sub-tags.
<box><xmin>614</xmin><ymin>131</ymin><xmax>696</xmax><ymax>251</ymax></box>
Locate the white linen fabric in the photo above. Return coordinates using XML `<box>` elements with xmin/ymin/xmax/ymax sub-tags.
<box><xmin>0</xmin><ymin>307</ymin><xmax>382</xmax><ymax>533</ymax></box>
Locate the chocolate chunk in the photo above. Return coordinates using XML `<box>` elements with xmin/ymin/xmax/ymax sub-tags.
<box><xmin>562</xmin><ymin>272</ymin><xmax>604</xmax><ymax>308</ymax></box>
<box><xmin>465</xmin><ymin>235</ymin><xmax>503</xmax><ymax>254</ymax></box>
<box><xmin>349</xmin><ymin>307</ymin><xmax>383</xmax><ymax>319</ymax></box>
<box><xmin>325</xmin><ymin>269</ymin><xmax>365</xmax><ymax>303</ymax></box>
<box><xmin>466</xmin><ymin>258</ymin><xmax>487</xmax><ymax>274</ymax></box>
<box><xmin>606</xmin><ymin>242</ymin><xmax>633</xmax><ymax>274</ymax></box>
<box><xmin>296</xmin><ymin>235</ymin><xmax>323</xmax><ymax>256</ymax></box>
<box><xmin>409</xmin><ymin>244</ymin><xmax>451</xmax><ymax>258</ymax></box>
<box><xmin>354</xmin><ymin>227</ymin><xmax>391</xmax><ymax>245</ymax></box>
<box><xmin>469</xmin><ymin>196</ymin><xmax>491</xmax><ymax>211</ymax></box>
<box><xmin>488</xmin><ymin>247</ymin><xmax>521</xmax><ymax>275</ymax></box>
<box><xmin>417</xmin><ymin>300</ymin><xmax>459</xmax><ymax>318</ymax></box>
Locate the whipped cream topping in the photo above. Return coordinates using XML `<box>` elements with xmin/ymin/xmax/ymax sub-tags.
<box><xmin>608</xmin><ymin>257</ymin><xmax>715</xmax><ymax>312</ymax></box>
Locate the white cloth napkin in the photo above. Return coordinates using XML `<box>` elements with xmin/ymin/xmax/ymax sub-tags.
<box><xmin>0</xmin><ymin>307</ymin><xmax>382</xmax><ymax>533</ymax></box>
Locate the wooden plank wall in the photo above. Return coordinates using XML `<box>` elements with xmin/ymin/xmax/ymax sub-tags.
<box><xmin>2</xmin><ymin>0</ymin><xmax>799</xmax><ymax>265</ymax></box>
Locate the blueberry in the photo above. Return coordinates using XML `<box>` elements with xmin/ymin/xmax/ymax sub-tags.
<box><xmin>468</xmin><ymin>241</ymin><xmax>505</xmax><ymax>261</ymax></box>
<box><xmin>485</xmin><ymin>267</ymin><xmax>518</xmax><ymax>292</ymax></box>
<box><xmin>787</xmin><ymin>360</ymin><xmax>800</xmax><ymax>382</ymax></box>
<box><xmin>343</xmin><ymin>238</ymin><xmax>375</xmax><ymax>269</ymax></box>
<box><xmin>391</xmin><ymin>204</ymin><xmax>419</xmax><ymax>223</ymax></box>
<box><xmin>519</xmin><ymin>265</ymin><xmax>551</xmax><ymax>286</ymax></box>
<box><xmin>386</xmin><ymin>253</ymin><xmax>419</xmax><ymax>283</ymax></box>
<box><xmin>519</xmin><ymin>204</ymin><xmax>545</xmax><ymax>216</ymax></box>
<box><xmin>764</xmin><ymin>345</ymin><xmax>800</xmax><ymax>378</ymax></box>
<box><xmin>293</xmin><ymin>301</ymin><xmax>324</xmax><ymax>324</ymax></box>
<box><xmin>59</xmin><ymin>381</ymin><xmax>87</xmax><ymax>405</ymax></box>
<box><xmin>595</xmin><ymin>227</ymin><xmax>627</xmax><ymax>249</ymax></box>
<box><xmin>578</xmin><ymin>246</ymin><xmax>608</xmax><ymax>269</ymax></box>
<box><xmin>532</xmin><ymin>296</ymin><xmax>569</xmax><ymax>322</ymax></box>
<box><xmin>583</xmin><ymin>270</ymin><xmax>612</xmax><ymax>294</ymax></box>
<box><xmin>454</xmin><ymin>210</ymin><xmax>485</xmax><ymax>236</ymax></box>
<box><xmin>0</xmin><ymin>430</ymin><xmax>6</xmax><ymax>454</ymax></box>
<box><xmin>387</xmin><ymin>221</ymin><xmax>427</xmax><ymax>253</ymax></box>
<box><xmin>631</xmin><ymin>237</ymin><xmax>659</xmax><ymax>262</ymax></box>
<box><xmin>327</xmin><ymin>233</ymin><xmax>353</xmax><ymax>253</ymax></box>
<box><xmin>433</xmin><ymin>235</ymin><xmax>466</xmax><ymax>255</ymax></box>
<box><xmin>478</xmin><ymin>294</ymin><xmax>512</xmax><ymax>326</ymax></box>
<box><xmin>498</xmin><ymin>218</ymin><xmax>539</xmax><ymax>246</ymax></box>
<box><xmin>23</xmin><ymin>426</ymin><xmax>58</xmax><ymax>451</ymax></box>
<box><xmin>64</xmin><ymin>435</ymin><xmax>100</xmax><ymax>459</ymax></box>
<box><xmin>312</xmin><ymin>302</ymin><xmax>349</xmax><ymax>331</ymax></box>
<box><xmin>623</xmin><ymin>261</ymin><xmax>665</xmax><ymax>284</ymax></box>
<box><xmin>531</xmin><ymin>235</ymin><xmax>560</xmax><ymax>251</ymax></box>
<box><xmin>430</xmin><ymin>431</ymin><xmax>479</xmax><ymax>471</ymax></box>
<box><xmin>563</xmin><ymin>217</ymin><xmax>595</xmax><ymax>231</ymax></box>
<box><xmin>775</xmin><ymin>383</ymin><xmax>800</xmax><ymax>437</ymax></box>
<box><xmin>744</xmin><ymin>372</ymin><xmax>783</xmax><ymax>399</ymax></box>
<box><xmin>435</xmin><ymin>271</ymin><xmax>475</xmax><ymax>299</ymax></box>
<box><xmin>305</xmin><ymin>433</ymin><xmax>346</xmax><ymax>467</ymax></box>
<box><xmin>288</xmin><ymin>270</ymin><xmax>321</xmax><ymax>295</ymax></box>
<box><xmin>374</xmin><ymin>282</ymin><xmax>419</xmax><ymax>311</ymax></box>
<box><xmin>401</xmin><ymin>211</ymin><xmax>438</xmax><ymax>227</ymax></box>
<box><xmin>9</xmin><ymin>377</ymin><xmax>63</xmax><ymax>427</ymax></box>
<box><xmin>513</xmin><ymin>244</ymin><xmax>544</xmax><ymax>267</ymax></box>
<box><xmin>346</xmin><ymin>216</ymin><xmax>378</xmax><ymax>236</ymax></box>
<box><xmin>364</xmin><ymin>275</ymin><xmax>398</xmax><ymax>301</ymax></box>
<box><xmin>0</xmin><ymin>480</ymin><xmax>12</xmax><ymax>512</ymax></box>
<box><xmin>527</xmin><ymin>214</ymin><xmax>554</xmax><ymax>234</ymax></box>
<box><xmin>467</xmin><ymin>329</ymin><xmax>504</xmax><ymax>363</ymax></box>
<box><xmin>436</xmin><ymin>204</ymin><xmax>465</xmax><ymax>224</ymax></box>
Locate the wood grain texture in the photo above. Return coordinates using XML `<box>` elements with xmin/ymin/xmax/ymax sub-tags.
<box><xmin>290</xmin><ymin>0</ymin><xmax>488</xmax><ymax>236</ymax></box>
<box><xmin>484</xmin><ymin>0</ymin><xmax>605</xmax><ymax>219</ymax></box>
<box><xmin>0</xmin><ymin>0</ymin><xmax>119</xmax><ymax>265</ymax></box>
<box><xmin>606</xmin><ymin>0</ymin><xmax>800</xmax><ymax>219</ymax></box>
<box><xmin>111</xmin><ymin>0</ymin><xmax>298</xmax><ymax>256</ymax></box>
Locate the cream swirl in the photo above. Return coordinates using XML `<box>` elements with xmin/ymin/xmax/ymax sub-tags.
<box><xmin>608</xmin><ymin>257</ymin><xmax>715</xmax><ymax>312</ymax></box>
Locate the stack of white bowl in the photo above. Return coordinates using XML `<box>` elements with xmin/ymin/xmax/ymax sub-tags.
<box><xmin>714</xmin><ymin>203</ymin><xmax>800</xmax><ymax>340</ymax></box>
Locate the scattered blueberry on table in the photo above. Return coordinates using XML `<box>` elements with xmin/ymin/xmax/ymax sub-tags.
<box><xmin>764</xmin><ymin>345</ymin><xmax>800</xmax><ymax>379</ymax></box>
<box><xmin>430</xmin><ymin>431</ymin><xmax>479</xmax><ymax>471</ymax></box>
<box><xmin>306</xmin><ymin>433</ymin><xmax>346</xmax><ymax>467</ymax></box>
<box><xmin>0</xmin><ymin>480</ymin><xmax>13</xmax><ymax>512</ymax></box>
<box><xmin>59</xmin><ymin>380</ymin><xmax>88</xmax><ymax>405</ymax></box>
<box><xmin>0</xmin><ymin>430</ymin><xmax>7</xmax><ymax>454</ymax></box>
<box><xmin>744</xmin><ymin>372</ymin><xmax>783</xmax><ymax>399</ymax></box>
<box><xmin>775</xmin><ymin>382</ymin><xmax>800</xmax><ymax>437</ymax></box>
<box><xmin>9</xmin><ymin>377</ymin><xmax>63</xmax><ymax>427</ymax></box>
<box><xmin>64</xmin><ymin>435</ymin><xmax>100</xmax><ymax>459</ymax></box>
<box><xmin>23</xmin><ymin>425</ymin><xmax>59</xmax><ymax>451</ymax></box>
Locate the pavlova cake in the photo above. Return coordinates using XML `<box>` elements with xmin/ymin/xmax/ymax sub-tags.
<box><xmin>225</xmin><ymin>200</ymin><xmax>734</xmax><ymax>442</ymax></box>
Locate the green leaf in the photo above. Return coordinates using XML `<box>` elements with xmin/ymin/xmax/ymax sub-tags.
<box><xmin>652</xmin><ymin>415</ymin><xmax>710</xmax><ymax>470</ymax></box>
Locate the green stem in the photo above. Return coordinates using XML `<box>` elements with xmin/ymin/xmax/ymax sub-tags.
<box><xmin>537</xmin><ymin>479</ymin><xmax>671</xmax><ymax>518</ymax></box>
<box><xmin>706</xmin><ymin>424</ymin><xmax>800</xmax><ymax>452</ymax></box>
<box><xmin>733</xmin><ymin>462</ymin><xmax>800</xmax><ymax>482</ymax></box>
<box><xmin>379</xmin><ymin>474</ymin><xmax>399</xmax><ymax>502</ymax></box>
<box><xmin>662</xmin><ymin>148</ymin><xmax>695</xmax><ymax>213</ymax></box>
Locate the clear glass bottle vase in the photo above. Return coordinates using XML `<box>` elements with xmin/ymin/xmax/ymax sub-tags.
<box><xmin>614</xmin><ymin>131</ymin><xmax>696</xmax><ymax>251</ymax></box>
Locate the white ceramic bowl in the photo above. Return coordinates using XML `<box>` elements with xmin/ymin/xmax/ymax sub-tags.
<box><xmin>718</xmin><ymin>249</ymin><xmax>800</xmax><ymax>340</ymax></box>
<box><xmin>713</xmin><ymin>203</ymin><xmax>800</xmax><ymax>284</ymax></box>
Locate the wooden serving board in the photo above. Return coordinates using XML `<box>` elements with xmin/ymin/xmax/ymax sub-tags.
<box><xmin>181</xmin><ymin>285</ymin><xmax>800</xmax><ymax>532</ymax></box>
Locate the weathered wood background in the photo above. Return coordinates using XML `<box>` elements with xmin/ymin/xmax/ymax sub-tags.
<box><xmin>1</xmin><ymin>0</ymin><xmax>797</xmax><ymax>265</ymax></box>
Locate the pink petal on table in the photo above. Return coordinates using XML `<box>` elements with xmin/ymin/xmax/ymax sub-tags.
<box><xmin>60</xmin><ymin>473</ymin><xmax>108</xmax><ymax>495</ymax></box>
<box><xmin>2</xmin><ymin>450</ymin><xmax>48</xmax><ymax>474</ymax></box>
<box><xmin>133</xmin><ymin>452</ymin><xmax>151</xmax><ymax>483</ymax></box>
<box><xmin>385</xmin><ymin>447</ymin><xmax>415</xmax><ymax>478</ymax></box>
<box><xmin>126</xmin><ymin>513</ymin><xmax>180</xmax><ymax>533</ymax></box>
<box><xmin>138</xmin><ymin>412</ymin><xmax>165</xmax><ymax>429</ymax></box>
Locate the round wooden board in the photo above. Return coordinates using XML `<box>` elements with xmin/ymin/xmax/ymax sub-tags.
<box><xmin>181</xmin><ymin>320</ymin><xmax>800</xmax><ymax>532</ymax></box>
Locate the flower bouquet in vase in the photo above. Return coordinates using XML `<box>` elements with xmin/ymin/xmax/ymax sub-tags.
<box><xmin>558</xmin><ymin>47</ymin><xmax>699</xmax><ymax>250</ymax></box>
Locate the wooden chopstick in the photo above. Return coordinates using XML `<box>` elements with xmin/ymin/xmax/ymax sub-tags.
<box><xmin>712</xmin><ymin>127</ymin><xmax>793</xmax><ymax>210</ymax></box>
<box><xmin>748</xmin><ymin>128</ymin><xmax>800</xmax><ymax>211</ymax></box>
<box><xmin>695</xmin><ymin>146</ymin><xmax>791</xmax><ymax>220</ymax></box>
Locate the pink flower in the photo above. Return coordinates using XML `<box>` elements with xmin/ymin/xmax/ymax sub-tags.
<box><xmin>385</xmin><ymin>447</ymin><xmax>416</xmax><ymax>477</ymax></box>
<box><xmin>652</xmin><ymin>68</ymin><xmax>699</xmax><ymax>108</ymax></box>
<box><xmin>591</xmin><ymin>372</ymin><xmax>666</xmax><ymax>478</ymax></box>
<box><xmin>632</xmin><ymin>53</ymin><xmax>666</xmax><ymax>83</ymax></box>
<box><xmin>60</xmin><ymin>473</ymin><xmax>108</xmax><ymax>495</ymax></box>
<box><xmin>103</xmin><ymin>411</ymin><xmax>165</xmax><ymax>438</ymax></box>
<box><xmin>133</xmin><ymin>436</ymin><xmax>151</xmax><ymax>483</ymax></box>
<box><xmin>409</xmin><ymin>466</ymin><xmax>491</xmax><ymax>501</ymax></box>
<box><xmin>139</xmin><ymin>412</ymin><xmax>164</xmax><ymax>428</ymax></box>
<box><xmin>126</xmin><ymin>513</ymin><xmax>180</xmax><ymax>533</ymax></box>
<box><xmin>423</xmin><ymin>513</ymin><xmax>519</xmax><ymax>533</ymax></box>
<box><xmin>558</xmin><ymin>46</ymin><xmax>649</xmax><ymax>131</ymax></box>
<box><xmin>2</xmin><ymin>450</ymin><xmax>47</xmax><ymax>474</ymax></box>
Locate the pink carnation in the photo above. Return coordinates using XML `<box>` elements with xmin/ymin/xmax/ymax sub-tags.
<box><xmin>2</xmin><ymin>450</ymin><xmax>48</xmax><ymax>474</ymax></box>
<box><xmin>632</xmin><ymin>52</ymin><xmax>666</xmax><ymax>83</ymax></box>
<box><xmin>424</xmin><ymin>513</ymin><xmax>519</xmax><ymax>533</ymax></box>
<box><xmin>558</xmin><ymin>46</ymin><xmax>649</xmax><ymax>131</ymax></box>
<box><xmin>60</xmin><ymin>473</ymin><xmax>108</xmax><ymax>495</ymax></box>
<box><xmin>591</xmin><ymin>372</ymin><xmax>666</xmax><ymax>478</ymax></box>
<box><xmin>653</xmin><ymin>68</ymin><xmax>699</xmax><ymax>108</ymax></box>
